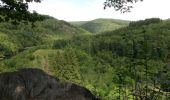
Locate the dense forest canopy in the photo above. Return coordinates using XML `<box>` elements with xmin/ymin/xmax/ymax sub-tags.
<box><xmin>0</xmin><ymin>17</ymin><xmax>170</xmax><ymax>99</ymax></box>
<box><xmin>0</xmin><ymin>0</ymin><xmax>170</xmax><ymax>100</ymax></box>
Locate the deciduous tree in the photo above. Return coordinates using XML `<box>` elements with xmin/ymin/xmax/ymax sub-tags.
<box><xmin>104</xmin><ymin>0</ymin><xmax>143</xmax><ymax>13</ymax></box>
<box><xmin>0</xmin><ymin>0</ymin><xmax>44</xmax><ymax>24</ymax></box>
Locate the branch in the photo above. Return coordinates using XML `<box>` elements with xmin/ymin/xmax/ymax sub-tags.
<box><xmin>104</xmin><ymin>0</ymin><xmax>143</xmax><ymax>13</ymax></box>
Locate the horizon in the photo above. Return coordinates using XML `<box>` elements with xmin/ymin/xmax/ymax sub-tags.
<box><xmin>29</xmin><ymin>0</ymin><xmax>170</xmax><ymax>21</ymax></box>
<box><xmin>67</xmin><ymin>17</ymin><xmax>166</xmax><ymax>22</ymax></box>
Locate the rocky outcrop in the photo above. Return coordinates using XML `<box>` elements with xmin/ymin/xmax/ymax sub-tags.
<box><xmin>0</xmin><ymin>68</ymin><xmax>100</xmax><ymax>100</ymax></box>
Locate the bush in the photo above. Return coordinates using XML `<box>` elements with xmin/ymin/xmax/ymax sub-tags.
<box><xmin>0</xmin><ymin>43</ymin><xmax>13</xmax><ymax>58</ymax></box>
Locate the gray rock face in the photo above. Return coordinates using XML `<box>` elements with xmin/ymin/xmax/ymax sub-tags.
<box><xmin>0</xmin><ymin>68</ymin><xmax>100</xmax><ymax>100</ymax></box>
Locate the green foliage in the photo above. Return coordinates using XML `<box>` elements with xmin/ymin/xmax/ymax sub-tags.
<box><xmin>50</xmin><ymin>47</ymin><xmax>81</xmax><ymax>84</ymax></box>
<box><xmin>70</xmin><ymin>18</ymin><xmax>129</xmax><ymax>34</ymax></box>
<box><xmin>1</xmin><ymin>18</ymin><xmax>170</xmax><ymax>99</ymax></box>
<box><xmin>129</xmin><ymin>18</ymin><xmax>162</xmax><ymax>27</ymax></box>
<box><xmin>0</xmin><ymin>0</ymin><xmax>45</xmax><ymax>24</ymax></box>
<box><xmin>104</xmin><ymin>0</ymin><xmax>143</xmax><ymax>13</ymax></box>
<box><xmin>55</xmin><ymin>18</ymin><xmax>170</xmax><ymax>99</ymax></box>
<box><xmin>0</xmin><ymin>43</ymin><xmax>12</xmax><ymax>58</ymax></box>
<box><xmin>53</xmin><ymin>39</ymin><xmax>69</xmax><ymax>49</ymax></box>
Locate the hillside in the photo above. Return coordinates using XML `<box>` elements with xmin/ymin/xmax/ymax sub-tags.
<box><xmin>55</xmin><ymin>18</ymin><xmax>170</xmax><ymax>99</ymax></box>
<box><xmin>0</xmin><ymin>18</ymin><xmax>170</xmax><ymax>99</ymax></box>
<box><xmin>0</xmin><ymin>18</ymin><xmax>91</xmax><ymax>60</ymax></box>
<box><xmin>70</xmin><ymin>18</ymin><xmax>129</xmax><ymax>34</ymax></box>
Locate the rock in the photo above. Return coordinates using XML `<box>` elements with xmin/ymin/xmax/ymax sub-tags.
<box><xmin>0</xmin><ymin>68</ymin><xmax>100</xmax><ymax>100</ymax></box>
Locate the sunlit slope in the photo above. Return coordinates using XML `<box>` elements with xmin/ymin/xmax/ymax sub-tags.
<box><xmin>1</xmin><ymin>17</ymin><xmax>169</xmax><ymax>99</ymax></box>
<box><xmin>70</xmin><ymin>18</ymin><xmax>129</xmax><ymax>34</ymax></box>
<box><xmin>0</xmin><ymin>18</ymin><xmax>91</xmax><ymax>59</ymax></box>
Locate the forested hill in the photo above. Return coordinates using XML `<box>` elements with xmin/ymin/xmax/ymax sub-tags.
<box><xmin>0</xmin><ymin>17</ymin><xmax>91</xmax><ymax>60</ymax></box>
<box><xmin>70</xmin><ymin>18</ymin><xmax>129</xmax><ymax>34</ymax></box>
<box><xmin>0</xmin><ymin>17</ymin><xmax>170</xmax><ymax>100</ymax></box>
<box><xmin>55</xmin><ymin>18</ymin><xmax>170</xmax><ymax>99</ymax></box>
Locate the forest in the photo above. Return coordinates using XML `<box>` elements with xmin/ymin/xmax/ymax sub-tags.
<box><xmin>1</xmin><ymin>0</ymin><xmax>170</xmax><ymax>100</ymax></box>
<box><xmin>0</xmin><ymin>15</ymin><xmax>170</xmax><ymax>99</ymax></box>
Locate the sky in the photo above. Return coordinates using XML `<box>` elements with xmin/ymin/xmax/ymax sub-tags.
<box><xmin>29</xmin><ymin>0</ymin><xmax>170</xmax><ymax>21</ymax></box>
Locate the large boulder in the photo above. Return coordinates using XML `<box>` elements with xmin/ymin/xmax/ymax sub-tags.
<box><xmin>0</xmin><ymin>68</ymin><xmax>100</xmax><ymax>100</ymax></box>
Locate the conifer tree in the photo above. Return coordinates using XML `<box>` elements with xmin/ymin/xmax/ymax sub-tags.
<box><xmin>52</xmin><ymin>48</ymin><xmax>81</xmax><ymax>84</ymax></box>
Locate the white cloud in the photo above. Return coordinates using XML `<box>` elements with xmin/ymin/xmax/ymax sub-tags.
<box><xmin>29</xmin><ymin>0</ymin><xmax>170</xmax><ymax>21</ymax></box>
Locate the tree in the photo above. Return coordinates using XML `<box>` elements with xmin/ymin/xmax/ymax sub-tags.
<box><xmin>104</xmin><ymin>0</ymin><xmax>143</xmax><ymax>13</ymax></box>
<box><xmin>0</xmin><ymin>0</ymin><xmax>144</xmax><ymax>24</ymax></box>
<box><xmin>52</xmin><ymin>48</ymin><xmax>81</xmax><ymax>84</ymax></box>
<box><xmin>0</xmin><ymin>0</ymin><xmax>44</xmax><ymax>24</ymax></box>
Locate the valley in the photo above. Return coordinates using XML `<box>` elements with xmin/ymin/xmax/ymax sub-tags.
<box><xmin>0</xmin><ymin>17</ymin><xmax>170</xmax><ymax>100</ymax></box>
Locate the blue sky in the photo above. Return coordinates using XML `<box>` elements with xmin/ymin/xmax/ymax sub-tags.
<box><xmin>29</xmin><ymin>0</ymin><xmax>170</xmax><ymax>21</ymax></box>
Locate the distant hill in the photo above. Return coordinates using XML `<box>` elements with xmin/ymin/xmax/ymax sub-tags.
<box><xmin>70</xmin><ymin>18</ymin><xmax>129</xmax><ymax>34</ymax></box>
<box><xmin>1</xmin><ymin>17</ymin><xmax>170</xmax><ymax>100</ymax></box>
<box><xmin>56</xmin><ymin>18</ymin><xmax>170</xmax><ymax>99</ymax></box>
